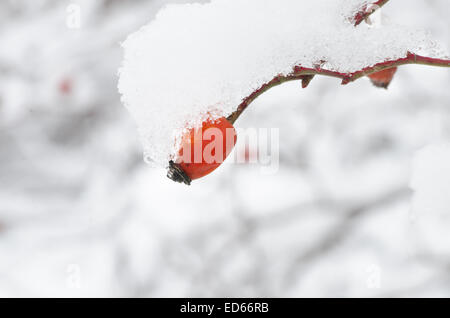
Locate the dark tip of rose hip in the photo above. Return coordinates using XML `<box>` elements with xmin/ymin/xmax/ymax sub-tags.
<box><xmin>371</xmin><ymin>81</ymin><xmax>390</xmax><ymax>89</ymax></box>
<box><xmin>167</xmin><ymin>160</ymin><xmax>191</xmax><ymax>185</ymax></box>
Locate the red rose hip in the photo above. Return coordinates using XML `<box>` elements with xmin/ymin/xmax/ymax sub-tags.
<box><xmin>368</xmin><ymin>67</ymin><xmax>398</xmax><ymax>89</ymax></box>
<box><xmin>167</xmin><ymin>117</ymin><xmax>237</xmax><ymax>185</ymax></box>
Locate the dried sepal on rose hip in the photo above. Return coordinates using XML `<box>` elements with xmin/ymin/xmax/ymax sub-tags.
<box><xmin>368</xmin><ymin>67</ymin><xmax>398</xmax><ymax>89</ymax></box>
<box><xmin>167</xmin><ymin>117</ymin><xmax>237</xmax><ymax>185</ymax></box>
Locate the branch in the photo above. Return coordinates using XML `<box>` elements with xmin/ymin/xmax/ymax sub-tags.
<box><xmin>353</xmin><ymin>0</ymin><xmax>390</xmax><ymax>26</ymax></box>
<box><xmin>227</xmin><ymin>52</ymin><xmax>450</xmax><ymax>124</ymax></box>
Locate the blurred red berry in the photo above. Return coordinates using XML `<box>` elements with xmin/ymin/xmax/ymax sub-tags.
<box><xmin>368</xmin><ymin>67</ymin><xmax>398</xmax><ymax>89</ymax></box>
<box><xmin>243</xmin><ymin>145</ymin><xmax>259</xmax><ymax>163</ymax></box>
<box><xmin>59</xmin><ymin>78</ymin><xmax>72</xmax><ymax>95</ymax></box>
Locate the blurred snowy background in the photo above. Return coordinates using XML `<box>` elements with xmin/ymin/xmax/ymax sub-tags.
<box><xmin>0</xmin><ymin>0</ymin><xmax>449</xmax><ymax>297</ymax></box>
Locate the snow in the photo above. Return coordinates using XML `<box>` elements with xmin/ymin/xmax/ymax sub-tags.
<box><xmin>411</xmin><ymin>143</ymin><xmax>450</xmax><ymax>214</ymax></box>
<box><xmin>118</xmin><ymin>0</ymin><xmax>446</xmax><ymax>166</ymax></box>
<box><xmin>410</xmin><ymin>144</ymin><xmax>450</xmax><ymax>255</ymax></box>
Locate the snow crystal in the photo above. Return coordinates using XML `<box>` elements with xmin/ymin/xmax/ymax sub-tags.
<box><xmin>118</xmin><ymin>0</ymin><xmax>446</xmax><ymax>166</ymax></box>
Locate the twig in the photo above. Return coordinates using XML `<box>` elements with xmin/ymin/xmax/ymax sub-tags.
<box><xmin>227</xmin><ymin>53</ymin><xmax>450</xmax><ymax>124</ymax></box>
<box><xmin>353</xmin><ymin>0</ymin><xmax>391</xmax><ymax>26</ymax></box>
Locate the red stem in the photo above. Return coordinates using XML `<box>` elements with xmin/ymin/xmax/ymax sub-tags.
<box><xmin>227</xmin><ymin>52</ymin><xmax>450</xmax><ymax>124</ymax></box>
<box><xmin>353</xmin><ymin>0</ymin><xmax>390</xmax><ymax>26</ymax></box>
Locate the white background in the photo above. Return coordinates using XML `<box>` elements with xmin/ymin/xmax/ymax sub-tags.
<box><xmin>0</xmin><ymin>0</ymin><xmax>449</xmax><ymax>297</ymax></box>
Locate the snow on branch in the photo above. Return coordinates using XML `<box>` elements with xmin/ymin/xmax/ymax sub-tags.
<box><xmin>118</xmin><ymin>0</ymin><xmax>450</xmax><ymax>166</ymax></box>
<box><xmin>227</xmin><ymin>53</ymin><xmax>450</xmax><ymax>124</ymax></box>
<box><xmin>353</xmin><ymin>0</ymin><xmax>391</xmax><ymax>26</ymax></box>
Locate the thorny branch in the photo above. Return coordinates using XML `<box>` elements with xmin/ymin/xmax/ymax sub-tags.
<box><xmin>228</xmin><ymin>52</ymin><xmax>450</xmax><ymax>124</ymax></box>
<box><xmin>227</xmin><ymin>0</ymin><xmax>450</xmax><ymax>124</ymax></box>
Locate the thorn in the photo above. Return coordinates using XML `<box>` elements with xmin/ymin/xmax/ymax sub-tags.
<box><xmin>341</xmin><ymin>77</ymin><xmax>351</xmax><ymax>85</ymax></box>
<box><xmin>312</xmin><ymin>60</ymin><xmax>326</xmax><ymax>71</ymax></box>
<box><xmin>301</xmin><ymin>75</ymin><xmax>315</xmax><ymax>88</ymax></box>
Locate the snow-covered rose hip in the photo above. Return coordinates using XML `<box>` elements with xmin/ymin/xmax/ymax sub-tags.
<box><xmin>167</xmin><ymin>117</ymin><xmax>237</xmax><ymax>185</ymax></box>
<box><xmin>368</xmin><ymin>67</ymin><xmax>398</xmax><ymax>89</ymax></box>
